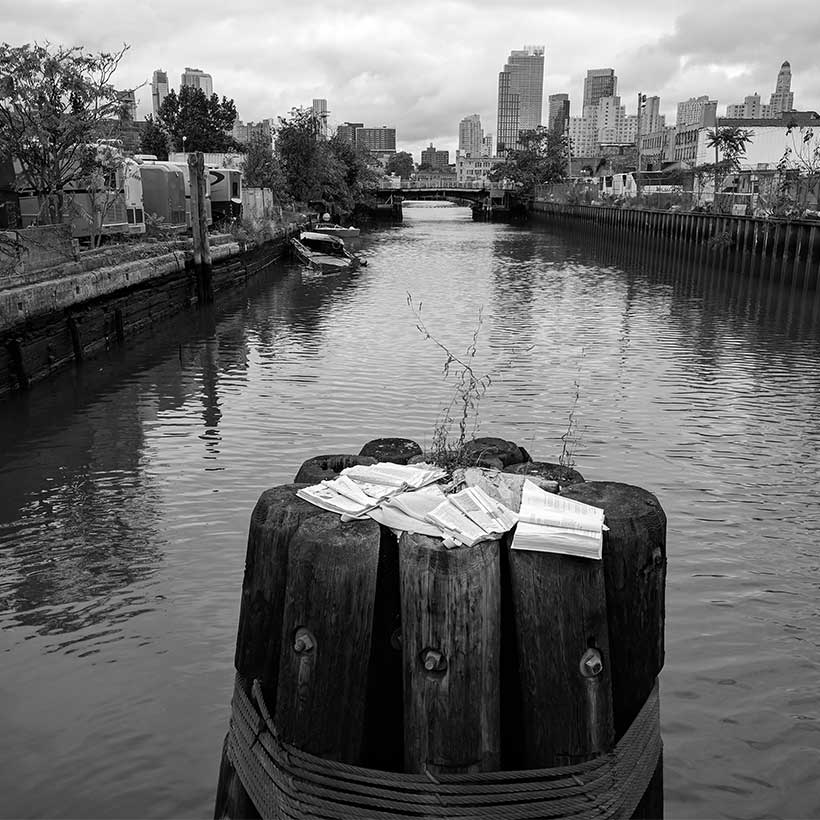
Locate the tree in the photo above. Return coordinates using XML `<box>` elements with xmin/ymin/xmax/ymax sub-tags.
<box><xmin>489</xmin><ymin>127</ymin><xmax>568</xmax><ymax>197</ymax></box>
<box><xmin>242</xmin><ymin>134</ymin><xmax>285</xmax><ymax>194</ymax></box>
<box><xmin>275</xmin><ymin>107</ymin><xmax>324</xmax><ymax>203</ymax></box>
<box><xmin>769</xmin><ymin>120</ymin><xmax>820</xmax><ymax>215</ymax></box>
<box><xmin>0</xmin><ymin>41</ymin><xmax>131</xmax><ymax>224</ymax></box>
<box><xmin>705</xmin><ymin>126</ymin><xmax>753</xmax><ymax>212</ymax></box>
<box><xmin>157</xmin><ymin>85</ymin><xmax>239</xmax><ymax>153</ymax></box>
<box><xmin>139</xmin><ymin>114</ymin><xmax>169</xmax><ymax>160</ymax></box>
<box><xmin>323</xmin><ymin>134</ymin><xmax>380</xmax><ymax>209</ymax></box>
<box><xmin>386</xmin><ymin>151</ymin><xmax>414</xmax><ymax>179</ymax></box>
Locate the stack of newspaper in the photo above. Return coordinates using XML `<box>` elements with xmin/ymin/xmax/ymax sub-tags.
<box><xmin>296</xmin><ymin>462</ymin><xmax>606</xmax><ymax>558</ymax></box>
<box><xmin>296</xmin><ymin>462</ymin><xmax>447</xmax><ymax>519</ymax></box>
<box><xmin>512</xmin><ymin>479</ymin><xmax>606</xmax><ymax>560</ymax></box>
<box><xmin>296</xmin><ymin>462</ymin><xmax>518</xmax><ymax>547</ymax></box>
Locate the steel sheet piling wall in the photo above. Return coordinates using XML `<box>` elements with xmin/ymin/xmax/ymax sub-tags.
<box><xmin>531</xmin><ymin>202</ymin><xmax>820</xmax><ymax>293</ymax></box>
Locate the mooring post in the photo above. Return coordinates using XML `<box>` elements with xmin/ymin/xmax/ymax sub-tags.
<box><xmin>214</xmin><ymin>484</ymin><xmax>382</xmax><ymax>817</ymax></box>
<box><xmin>561</xmin><ymin>481</ymin><xmax>667</xmax><ymax>818</ymax></box>
<box><xmin>188</xmin><ymin>151</ymin><xmax>213</xmax><ymax>304</ymax></box>
<box><xmin>399</xmin><ymin>532</ymin><xmax>501</xmax><ymax>774</ymax></box>
<box><xmin>508</xmin><ymin>544</ymin><xmax>614</xmax><ymax>766</ymax></box>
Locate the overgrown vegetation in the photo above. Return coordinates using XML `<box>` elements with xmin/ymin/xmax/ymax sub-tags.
<box><xmin>0</xmin><ymin>41</ymin><xmax>132</xmax><ymax>225</ymax></box>
<box><xmin>705</xmin><ymin>126</ymin><xmax>754</xmax><ymax>213</ymax></box>
<box><xmin>490</xmin><ymin>126</ymin><xmax>568</xmax><ymax>199</ymax></box>
<box><xmin>275</xmin><ymin>107</ymin><xmax>380</xmax><ymax>211</ymax></box>
<box><xmin>408</xmin><ymin>294</ymin><xmax>583</xmax><ymax>472</ymax></box>
<box><xmin>407</xmin><ymin>294</ymin><xmax>492</xmax><ymax>472</ymax></box>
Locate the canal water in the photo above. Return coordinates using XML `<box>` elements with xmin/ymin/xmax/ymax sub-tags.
<box><xmin>1</xmin><ymin>205</ymin><xmax>819</xmax><ymax>819</ymax></box>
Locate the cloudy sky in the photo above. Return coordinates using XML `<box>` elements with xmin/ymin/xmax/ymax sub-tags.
<box><xmin>3</xmin><ymin>0</ymin><xmax>819</xmax><ymax>161</ymax></box>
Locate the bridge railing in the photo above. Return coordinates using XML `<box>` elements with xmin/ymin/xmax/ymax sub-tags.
<box><xmin>394</xmin><ymin>181</ymin><xmax>518</xmax><ymax>191</ymax></box>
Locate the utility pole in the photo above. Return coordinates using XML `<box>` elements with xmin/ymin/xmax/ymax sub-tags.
<box><xmin>635</xmin><ymin>93</ymin><xmax>646</xmax><ymax>194</ymax></box>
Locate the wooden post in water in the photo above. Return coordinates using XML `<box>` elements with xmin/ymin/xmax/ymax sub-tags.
<box><xmin>400</xmin><ymin>533</ymin><xmax>502</xmax><ymax>774</ymax></box>
<box><xmin>214</xmin><ymin>485</ymin><xmax>382</xmax><ymax>817</ymax></box>
<box><xmin>561</xmin><ymin>481</ymin><xmax>667</xmax><ymax>818</ymax></box>
<box><xmin>508</xmin><ymin>543</ymin><xmax>614</xmax><ymax>766</ymax></box>
<box><xmin>189</xmin><ymin>152</ymin><xmax>213</xmax><ymax>304</ymax></box>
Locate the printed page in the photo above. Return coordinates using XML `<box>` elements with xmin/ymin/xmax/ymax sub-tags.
<box><xmin>517</xmin><ymin>479</ymin><xmax>605</xmax><ymax>531</ymax></box>
<box><xmin>513</xmin><ymin>521</ymin><xmax>603</xmax><ymax>559</ymax></box>
<box><xmin>465</xmin><ymin>486</ymin><xmax>518</xmax><ymax>531</ymax></box>
<box><xmin>426</xmin><ymin>500</ymin><xmax>487</xmax><ymax>546</ymax></box>
<box><xmin>449</xmin><ymin>487</ymin><xmax>506</xmax><ymax>534</ymax></box>
<box><xmin>383</xmin><ymin>485</ymin><xmax>447</xmax><ymax>521</ymax></box>
<box><xmin>368</xmin><ymin>505</ymin><xmax>443</xmax><ymax>538</ymax></box>
<box><xmin>296</xmin><ymin>483</ymin><xmax>372</xmax><ymax>517</ymax></box>
<box><xmin>324</xmin><ymin>475</ymin><xmax>379</xmax><ymax>508</ymax></box>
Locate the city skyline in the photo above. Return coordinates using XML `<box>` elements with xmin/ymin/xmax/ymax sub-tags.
<box><xmin>4</xmin><ymin>0</ymin><xmax>819</xmax><ymax>161</ymax></box>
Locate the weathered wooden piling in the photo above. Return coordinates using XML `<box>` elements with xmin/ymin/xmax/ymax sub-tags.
<box><xmin>215</xmin><ymin>438</ymin><xmax>667</xmax><ymax>819</ymax></box>
<box><xmin>189</xmin><ymin>151</ymin><xmax>213</xmax><ymax>304</ymax></box>
<box><xmin>508</xmin><ymin>546</ymin><xmax>614</xmax><ymax>766</ymax></box>
<box><xmin>399</xmin><ymin>532</ymin><xmax>501</xmax><ymax>774</ymax></box>
<box><xmin>561</xmin><ymin>481</ymin><xmax>667</xmax><ymax>818</ymax></box>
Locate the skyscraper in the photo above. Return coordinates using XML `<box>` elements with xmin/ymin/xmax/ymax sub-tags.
<box><xmin>769</xmin><ymin>60</ymin><xmax>794</xmax><ymax>114</ymax></box>
<box><xmin>496</xmin><ymin>45</ymin><xmax>545</xmax><ymax>155</ymax></box>
<box><xmin>548</xmin><ymin>93</ymin><xmax>570</xmax><ymax>134</ymax></box>
<box><xmin>312</xmin><ymin>99</ymin><xmax>329</xmax><ymax>139</ymax></box>
<box><xmin>458</xmin><ymin>114</ymin><xmax>484</xmax><ymax>156</ymax></box>
<box><xmin>583</xmin><ymin>69</ymin><xmax>617</xmax><ymax>112</ymax></box>
<box><xmin>180</xmin><ymin>67</ymin><xmax>213</xmax><ymax>97</ymax></box>
<box><xmin>151</xmin><ymin>69</ymin><xmax>169</xmax><ymax>115</ymax></box>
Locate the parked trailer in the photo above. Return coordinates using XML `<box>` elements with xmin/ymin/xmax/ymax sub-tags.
<box><xmin>137</xmin><ymin>162</ymin><xmax>188</xmax><ymax>233</ymax></box>
<box><xmin>17</xmin><ymin>157</ymin><xmax>145</xmax><ymax>242</ymax></box>
<box><xmin>208</xmin><ymin>168</ymin><xmax>243</xmax><ymax>222</ymax></box>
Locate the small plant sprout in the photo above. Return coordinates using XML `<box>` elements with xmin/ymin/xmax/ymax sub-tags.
<box><xmin>559</xmin><ymin>347</ymin><xmax>586</xmax><ymax>468</ymax></box>
<box><xmin>407</xmin><ymin>293</ymin><xmax>492</xmax><ymax>472</ymax></box>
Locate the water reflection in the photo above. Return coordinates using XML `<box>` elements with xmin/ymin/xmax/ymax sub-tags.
<box><xmin>0</xmin><ymin>208</ymin><xmax>818</xmax><ymax>819</ymax></box>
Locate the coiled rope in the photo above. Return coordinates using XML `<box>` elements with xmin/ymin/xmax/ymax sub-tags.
<box><xmin>227</xmin><ymin>673</ymin><xmax>661</xmax><ymax>819</ymax></box>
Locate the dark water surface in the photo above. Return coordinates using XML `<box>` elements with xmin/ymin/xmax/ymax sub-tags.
<box><xmin>1</xmin><ymin>206</ymin><xmax>819</xmax><ymax>819</ymax></box>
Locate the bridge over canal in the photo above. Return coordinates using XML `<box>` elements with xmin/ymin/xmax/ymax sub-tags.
<box><xmin>369</xmin><ymin>181</ymin><xmax>521</xmax><ymax>219</ymax></box>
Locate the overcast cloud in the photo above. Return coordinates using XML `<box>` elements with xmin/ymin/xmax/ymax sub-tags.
<box><xmin>3</xmin><ymin>0</ymin><xmax>819</xmax><ymax>161</ymax></box>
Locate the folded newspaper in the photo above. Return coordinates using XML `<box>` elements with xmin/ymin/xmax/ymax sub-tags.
<box><xmin>296</xmin><ymin>462</ymin><xmax>606</xmax><ymax>557</ymax></box>
<box><xmin>512</xmin><ymin>479</ymin><xmax>606</xmax><ymax>559</ymax></box>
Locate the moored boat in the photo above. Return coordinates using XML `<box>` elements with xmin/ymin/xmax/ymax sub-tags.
<box><xmin>290</xmin><ymin>231</ymin><xmax>365</xmax><ymax>273</ymax></box>
<box><xmin>311</xmin><ymin>223</ymin><xmax>361</xmax><ymax>239</ymax></box>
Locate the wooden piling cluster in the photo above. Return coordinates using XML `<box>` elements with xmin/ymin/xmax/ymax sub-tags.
<box><xmin>533</xmin><ymin>202</ymin><xmax>820</xmax><ymax>291</ymax></box>
<box><xmin>215</xmin><ymin>437</ymin><xmax>667</xmax><ymax>819</ymax></box>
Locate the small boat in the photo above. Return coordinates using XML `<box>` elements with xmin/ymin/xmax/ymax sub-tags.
<box><xmin>290</xmin><ymin>231</ymin><xmax>365</xmax><ymax>273</ymax></box>
<box><xmin>311</xmin><ymin>223</ymin><xmax>361</xmax><ymax>239</ymax></box>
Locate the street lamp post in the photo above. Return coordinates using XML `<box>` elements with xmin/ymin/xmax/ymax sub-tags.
<box><xmin>182</xmin><ymin>135</ymin><xmax>187</xmax><ymax>157</ymax></box>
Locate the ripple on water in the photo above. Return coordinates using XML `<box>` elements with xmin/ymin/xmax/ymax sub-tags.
<box><xmin>1</xmin><ymin>207</ymin><xmax>820</xmax><ymax>817</ymax></box>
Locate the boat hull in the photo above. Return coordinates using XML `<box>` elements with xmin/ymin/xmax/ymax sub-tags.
<box><xmin>312</xmin><ymin>225</ymin><xmax>361</xmax><ymax>239</ymax></box>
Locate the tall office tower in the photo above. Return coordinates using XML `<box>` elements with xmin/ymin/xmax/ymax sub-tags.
<box><xmin>725</xmin><ymin>93</ymin><xmax>772</xmax><ymax>119</ymax></box>
<box><xmin>312</xmin><ymin>99</ymin><xmax>329</xmax><ymax>139</ymax></box>
<box><xmin>769</xmin><ymin>60</ymin><xmax>794</xmax><ymax>114</ymax></box>
<box><xmin>458</xmin><ymin>114</ymin><xmax>484</xmax><ymax>156</ymax></box>
<box><xmin>676</xmin><ymin>95</ymin><xmax>717</xmax><ymax>127</ymax></box>
<box><xmin>151</xmin><ymin>69</ymin><xmax>169</xmax><ymax>115</ymax></box>
<box><xmin>336</xmin><ymin>122</ymin><xmax>364</xmax><ymax>144</ymax></box>
<box><xmin>496</xmin><ymin>45</ymin><xmax>545</xmax><ymax>155</ymax></box>
<box><xmin>481</xmin><ymin>134</ymin><xmax>494</xmax><ymax>157</ymax></box>
<box><xmin>355</xmin><ymin>126</ymin><xmax>397</xmax><ymax>152</ymax></box>
<box><xmin>583</xmin><ymin>69</ymin><xmax>617</xmax><ymax>114</ymax></box>
<box><xmin>180</xmin><ymin>67</ymin><xmax>213</xmax><ymax>97</ymax></box>
<box><xmin>548</xmin><ymin>93</ymin><xmax>570</xmax><ymax>133</ymax></box>
<box><xmin>421</xmin><ymin>144</ymin><xmax>450</xmax><ymax>170</ymax></box>
<box><xmin>640</xmin><ymin>95</ymin><xmax>664</xmax><ymax>134</ymax></box>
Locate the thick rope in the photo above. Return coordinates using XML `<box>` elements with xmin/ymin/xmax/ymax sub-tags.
<box><xmin>227</xmin><ymin>673</ymin><xmax>661</xmax><ymax>820</ymax></box>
